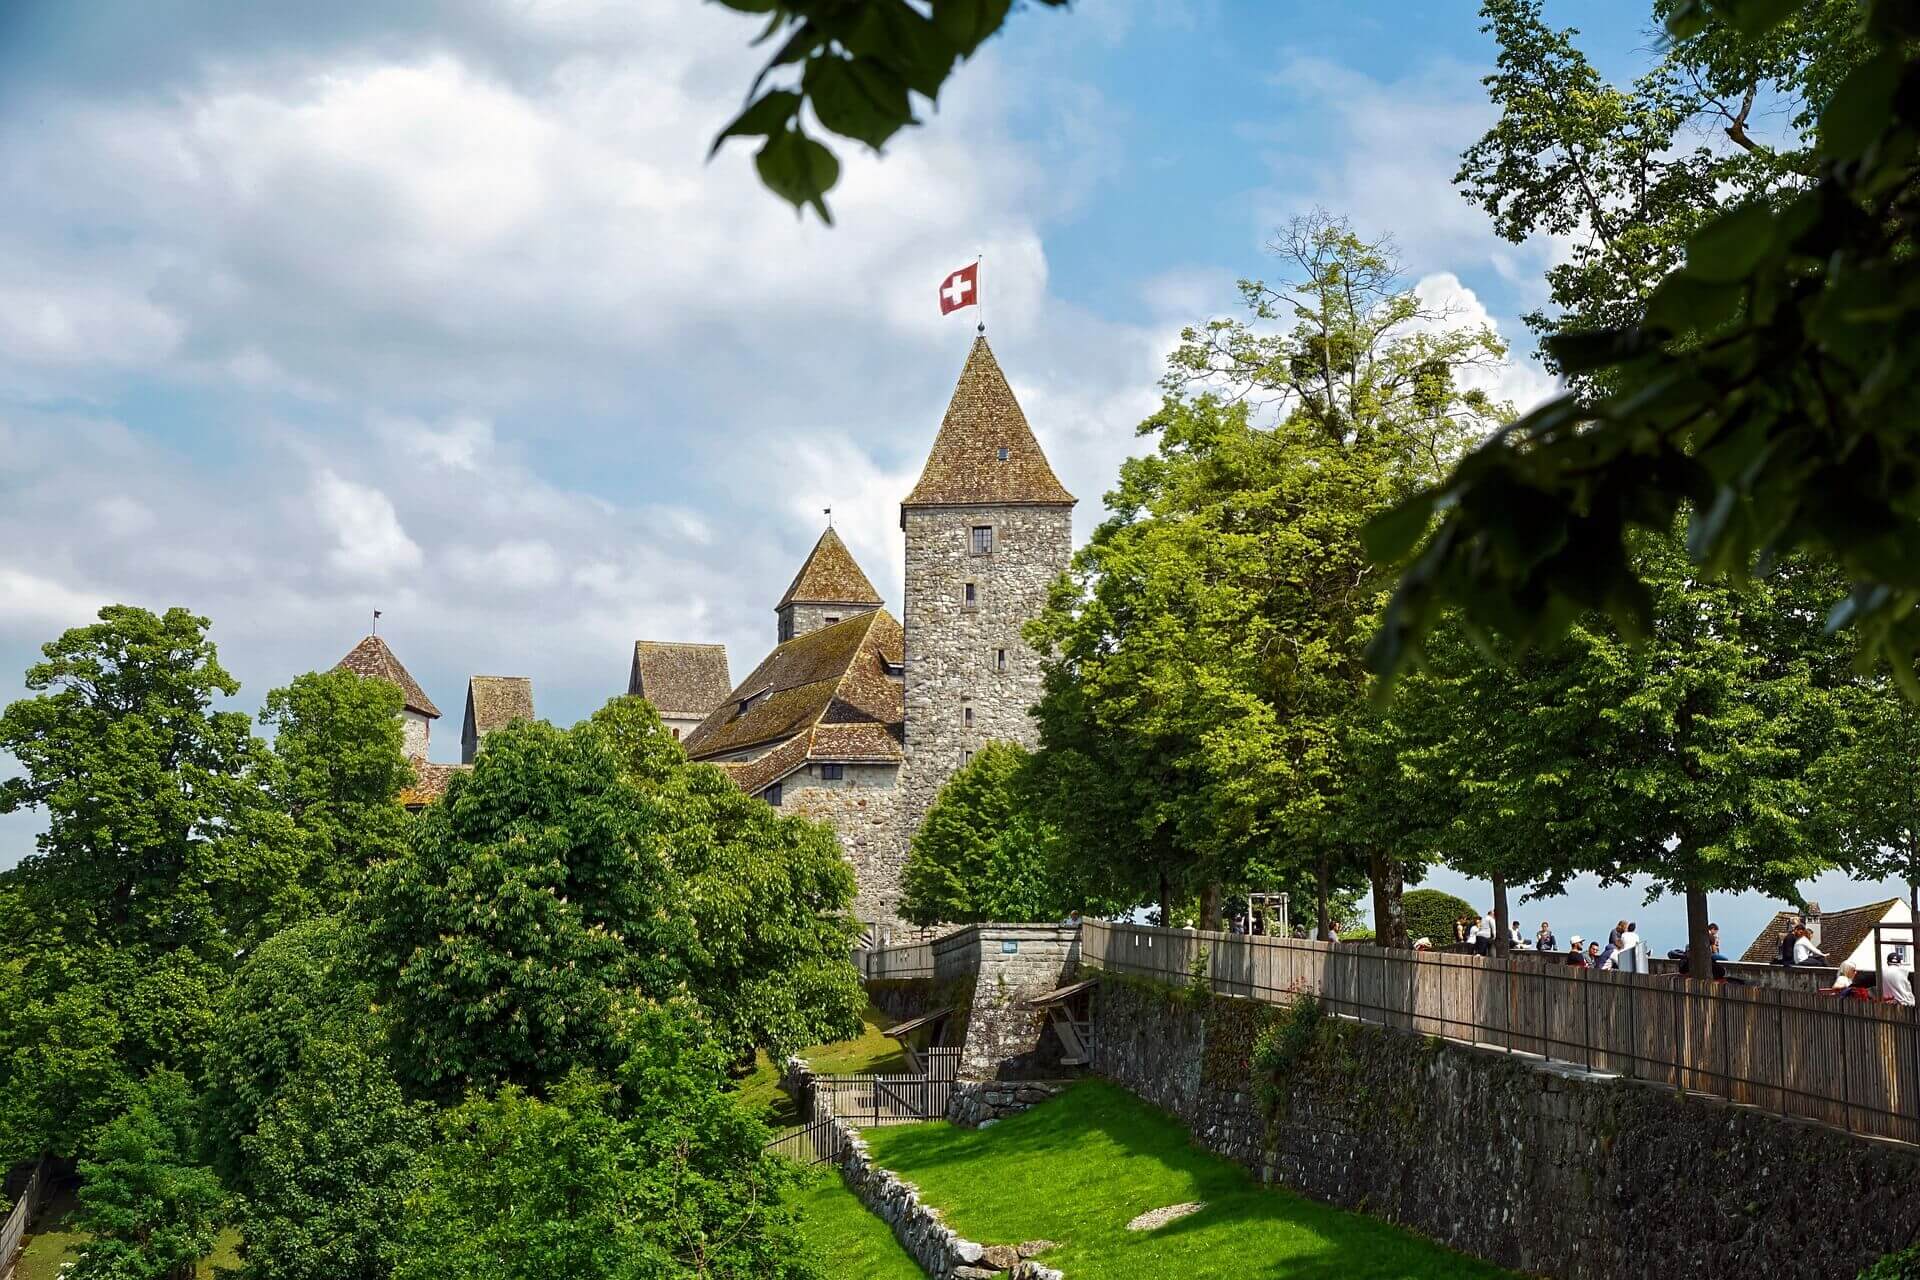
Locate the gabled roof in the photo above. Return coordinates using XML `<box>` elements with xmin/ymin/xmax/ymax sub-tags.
<box><xmin>628</xmin><ymin>642</ymin><xmax>733</xmax><ymax>718</ymax></box>
<box><xmin>777</xmin><ymin>527</ymin><xmax>884</xmax><ymax>609</ymax></box>
<box><xmin>902</xmin><ymin>336</ymin><xmax>1075</xmax><ymax>511</ymax></box>
<box><xmin>399</xmin><ymin>755</ymin><xmax>469</xmax><ymax>809</ymax></box>
<box><xmin>465</xmin><ymin>676</ymin><xmax>534</xmax><ymax>740</ymax></box>
<box><xmin>335</xmin><ymin>635</ymin><xmax>440</xmax><ymax>719</ymax></box>
<box><xmin>1741</xmin><ymin>900</ymin><xmax>1902</xmax><ymax>965</ymax></box>
<box><xmin>684</xmin><ymin>611</ymin><xmax>905</xmax><ymax>780</ymax></box>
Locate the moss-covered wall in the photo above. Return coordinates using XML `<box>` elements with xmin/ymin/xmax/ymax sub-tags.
<box><xmin>1092</xmin><ymin>976</ymin><xmax>1920</xmax><ymax>1280</ymax></box>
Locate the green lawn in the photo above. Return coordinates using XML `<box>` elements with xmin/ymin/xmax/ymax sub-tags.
<box><xmin>737</xmin><ymin>1002</ymin><xmax>912</xmax><ymax>1125</ymax></box>
<box><xmin>14</xmin><ymin>1191</ymin><xmax>241</xmax><ymax>1280</ymax></box>
<box><xmin>863</xmin><ymin>1080</ymin><xmax>1517</xmax><ymax>1280</ymax></box>
<box><xmin>784</xmin><ymin>1165</ymin><xmax>923</xmax><ymax>1280</ymax></box>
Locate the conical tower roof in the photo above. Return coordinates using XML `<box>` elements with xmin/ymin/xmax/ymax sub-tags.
<box><xmin>902</xmin><ymin>336</ymin><xmax>1074</xmax><ymax>511</ymax></box>
<box><xmin>334</xmin><ymin>634</ymin><xmax>441</xmax><ymax>718</ymax></box>
<box><xmin>777</xmin><ymin>526</ymin><xmax>885</xmax><ymax>609</ymax></box>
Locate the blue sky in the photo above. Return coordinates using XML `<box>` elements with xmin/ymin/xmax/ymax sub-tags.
<box><xmin>0</xmin><ymin>0</ymin><xmax>1895</xmax><ymax>953</ymax></box>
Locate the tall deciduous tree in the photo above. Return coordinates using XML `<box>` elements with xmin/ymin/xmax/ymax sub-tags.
<box><xmin>1032</xmin><ymin>213</ymin><xmax>1510</xmax><ymax>942</ymax></box>
<box><xmin>259</xmin><ymin>669</ymin><xmax>414</xmax><ymax>906</ymax></box>
<box><xmin>69</xmin><ymin>1071</ymin><xmax>225</xmax><ymax>1280</ymax></box>
<box><xmin>900</xmin><ymin>741</ymin><xmax>1075</xmax><ymax>926</ymax></box>
<box><xmin>0</xmin><ymin>607</ymin><xmax>297</xmax><ymax>1161</ymax></box>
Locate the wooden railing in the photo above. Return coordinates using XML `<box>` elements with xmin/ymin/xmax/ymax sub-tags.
<box><xmin>1081</xmin><ymin>921</ymin><xmax>1920</xmax><ymax>1146</ymax></box>
<box><xmin>763</xmin><ymin>1116</ymin><xmax>842</xmax><ymax>1165</ymax></box>
<box><xmin>0</xmin><ymin>1160</ymin><xmax>48</xmax><ymax>1280</ymax></box>
<box><xmin>854</xmin><ymin>941</ymin><xmax>935</xmax><ymax>981</ymax></box>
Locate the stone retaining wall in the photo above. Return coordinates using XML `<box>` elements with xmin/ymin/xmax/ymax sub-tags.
<box><xmin>1092</xmin><ymin>977</ymin><xmax>1920</xmax><ymax>1280</ymax></box>
<box><xmin>944</xmin><ymin>1080</ymin><xmax>1066</xmax><ymax>1128</ymax></box>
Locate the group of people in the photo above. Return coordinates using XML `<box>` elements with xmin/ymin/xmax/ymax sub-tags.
<box><xmin>1449</xmin><ymin>912</ymin><xmax>1652</xmax><ymax>971</ymax></box>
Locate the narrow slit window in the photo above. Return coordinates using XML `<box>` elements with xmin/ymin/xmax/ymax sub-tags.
<box><xmin>963</xmin><ymin>582</ymin><xmax>977</xmax><ymax>609</ymax></box>
<box><xmin>995</xmin><ymin>649</ymin><xmax>1007</xmax><ymax>672</ymax></box>
<box><xmin>964</xmin><ymin>705</ymin><xmax>974</xmax><ymax>728</ymax></box>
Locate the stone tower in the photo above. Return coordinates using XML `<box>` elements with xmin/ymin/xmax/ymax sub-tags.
<box><xmin>776</xmin><ymin>525</ymin><xmax>884</xmax><ymax>643</ymax></box>
<box><xmin>899</xmin><ymin>336</ymin><xmax>1075</xmax><ymax>839</ymax></box>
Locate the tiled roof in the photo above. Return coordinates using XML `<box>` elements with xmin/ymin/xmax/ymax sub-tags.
<box><xmin>1740</xmin><ymin>900</ymin><xmax>1900</xmax><ymax>965</ymax></box>
<box><xmin>628</xmin><ymin>642</ymin><xmax>732</xmax><ymax>718</ymax></box>
<box><xmin>335</xmin><ymin>635</ymin><xmax>440</xmax><ymax>718</ymax></box>
<box><xmin>684</xmin><ymin>610</ymin><xmax>905</xmax><ymax>772</ymax></box>
<box><xmin>715</xmin><ymin>734</ymin><xmax>813</xmax><ymax>797</ymax></box>
<box><xmin>465</xmin><ymin>676</ymin><xmax>534</xmax><ymax>740</ymax></box>
<box><xmin>777</xmin><ymin>527</ymin><xmax>884</xmax><ymax>609</ymax></box>
<box><xmin>399</xmin><ymin>755</ymin><xmax>469</xmax><ymax>808</ymax></box>
<box><xmin>902</xmin><ymin>336</ymin><xmax>1075</xmax><ymax>510</ymax></box>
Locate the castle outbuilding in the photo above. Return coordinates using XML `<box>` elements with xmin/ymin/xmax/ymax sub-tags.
<box><xmin>684</xmin><ymin>336</ymin><xmax>1073</xmax><ymax>933</ymax></box>
<box><xmin>628</xmin><ymin>642</ymin><xmax>733</xmax><ymax>740</ymax></box>
<box><xmin>462</xmin><ymin>676</ymin><xmax>534</xmax><ymax>764</ymax></box>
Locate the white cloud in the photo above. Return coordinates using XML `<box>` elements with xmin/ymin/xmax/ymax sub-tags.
<box><xmin>313</xmin><ymin>469</ymin><xmax>423</xmax><ymax>579</ymax></box>
<box><xmin>0</xmin><ymin>567</ymin><xmax>108</xmax><ymax>633</ymax></box>
<box><xmin>1413</xmin><ymin>272</ymin><xmax>1559</xmax><ymax>415</ymax></box>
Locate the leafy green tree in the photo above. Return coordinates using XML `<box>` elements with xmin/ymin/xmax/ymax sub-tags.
<box><xmin>392</xmin><ymin>1007</ymin><xmax>814</xmax><ymax>1280</ymax></box>
<box><xmin>0</xmin><ymin>607</ymin><xmax>297</xmax><ymax>1161</ymax></box>
<box><xmin>1371</xmin><ymin>0</ymin><xmax>1920</xmax><ymax>690</ymax></box>
<box><xmin>200</xmin><ymin>916</ymin><xmax>379</xmax><ymax>1189</ymax></box>
<box><xmin>259</xmin><ymin>669</ymin><xmax>413</xmax><ymax>905</ymax></box>
<box><xmin>70</xmin><ymin>1071</ymin><xmax>225</xmax><ymax>1280</ymax></box>
<box><xmin>901</xmin><ymin>742</ymin><xmax>1073</xmax><ymax>925</ymax></box>
<box><xmin>1399</xmin><ymin>889</ymin><xmax>1477</xmax><ymax>948</ymax></box>
<box><xmin>234</xmin><ymin>1042</ymin><xmax>428</xmax><ymax>1280</ymax></box>
<box><xmin>1822</xmin><ymin>676</ymin><xmax>1920</xmax><ymax>917</ymax></box>
<box><xmin>1031</xmin><ymin>214</ymin><xmax>1508</xmax><ymax>942</ymax></box>
<box><xmin>590</xmin><ymin>697</ymin><xmax>864</xmax><ymax>1069</ymax></box>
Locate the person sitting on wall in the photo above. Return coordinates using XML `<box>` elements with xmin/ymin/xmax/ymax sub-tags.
<box><xmin>1536</xmin><ymin>921</ymin><xmax>1557</xmax><ymax>952</ymax></box>
<box><xmin>1790</xmin><ymin>925</ymin><xmax>1829</xmax><ymax>968</ymax></box>
<box><xmin>1566</xmin><ymin>936</ymin><xmax>1587</xmax><ymax>967</ymax></box>
<box><xmin>1829</xmin><ymin>962</ymin><xmax>1860</xmax><ymax>993</ymax></box>
<box><xmin>1708</xmin><ymin>923</ymin><xmax>1728</xmax><ymax>961</ymax></box>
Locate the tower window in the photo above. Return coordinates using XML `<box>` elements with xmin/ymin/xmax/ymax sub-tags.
<box><xmin>964</xmin><ymin>705</ymin><xmax>974</xmax><ymax>728</ymax></box>
<box><xmin>766</xmin><ymin>782</ymin><xmax>783</xmax><ymax>806</ymax></box>
<box><xmin>824</xmin><ymin>615</ymin><xmax>840</xmax><ymax>625</ymax></box>
<box><xmin>820</xmin><ymin>763</ymin><xmax>844</xmax><ymax>781</ymax></box>
<box><xmin>963</xmin><ymin>749</ymin><xmax>975</xmax><ymax>766</ymax></box>
<box><xmin>996</xmin><ymin>447</ymin><xmax>1010</xmax><ymax>461</ymax></box>
<box><xmin>963</xmin><ymin>582</ymin><xmax>977</xmax><ymax>609</ymax></box>
<box><xmin>995</xmin><ymin>649</ymin><xmax>1007</xmax><ymax>672</ymax></box>
<box><xmin>671</xmin><ymin>728</ymin><xmax>680</xmax><ymax>740</ymax></box>
<box><xmin>970</xmin><ymin>525</ymin><xmax>994</xmax><ymax>555</ymax></box>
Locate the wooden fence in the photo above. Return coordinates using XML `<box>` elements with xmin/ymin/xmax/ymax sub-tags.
<box><xmin>0</xmin><ymin>1160</ymin><xmax>48</xmax><ymax>1280</ymax></box>
<box><xmin>763</xmin><ymin>1115</ymin><xmax>842</xmax><ymax>1166</ymax></box>
<box><xmin>1081</xmin><ymin>921</ymin><xmax>1920</xmax><ymax>1145</ymax></box>
<box><xmin>855</xmin><ymin>941</ymin><xmax>935</xmax><ymax>981</ymax></box>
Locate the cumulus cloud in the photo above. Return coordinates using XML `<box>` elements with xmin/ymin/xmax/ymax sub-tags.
<box><xmin>314</xmin><ymin>470</ymin><xmax>424</xmax><ymax>580</ymax></box>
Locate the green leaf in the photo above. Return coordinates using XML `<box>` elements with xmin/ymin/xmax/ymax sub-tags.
<box><xmin>1363</xmin><ymin>493</ymin><xmax>1437</xmax><ymax>565</ymax></box>
<box><xmin>709</xmin><ymin>90</ymin><xmax>801</xmax><ymax>159</ymax></box>
<box><xmin>711</xmin><ymin>0</ymin><xmax>779</xmax><ymax>10</ymax></box>
<box><xmin>1685</xmin><ymin>202</ymin><xmax>1776</xmax><ymax>284</ymax></box>
<box><xmin>1819</xmin><ymin>51</ymin><xmax>1903</xmax><ymax>161</ymax></box>
<box><xmin>1543</xmin><ymin>327</ymin><xmax>1641</xmax><ymax>375</ymax></box>
<box><xmin>932</xmin><ymin>0</ymin><xmax>1016</xmax><ymax>57</ymax></box>
<box><xmin>1708</xmin><ymin>0</ymin><xmax>1807</xmax><ymax>37</ymax></box>
<box><xmin>755</xmin><ymin>127</ymin><xmax>840</xmax><ymax>222</ymax></box>
<box><xmin>845</xmin><ymin>0</ymin><xmax>955</xmax><ymax>98</ymax></box>
<box><xmin>1644</xmin><ymin>272</ymin><xmax>1744</xmax><ymax>335</ymax></box>
<box><xmin>804</xmin><ymin>54</ymin><xmax>915</xmax><ymax>150</ymax></box>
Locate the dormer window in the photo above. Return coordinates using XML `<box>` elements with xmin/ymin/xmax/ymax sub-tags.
<box><xmin>996</xmin><ymin>446</ymin><xmax>1010</xmax><ymax>461</ymax></box>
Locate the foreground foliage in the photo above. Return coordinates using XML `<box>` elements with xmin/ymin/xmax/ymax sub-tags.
<box><xmin>900</xmin><ymin>742</ymin><xmax>1077</xmax><ymax>926</ymax></box>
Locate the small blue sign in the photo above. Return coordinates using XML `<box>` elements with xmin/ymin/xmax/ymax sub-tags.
<box><xmin>1001</xmin><ymin>940</ymin><xmax>1019</xmax><ymax>954</ymax></box>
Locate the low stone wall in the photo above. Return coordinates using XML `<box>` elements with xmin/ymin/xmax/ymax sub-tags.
<box><xmin>944</xmin><ymin>1080</ymin><xmax>1066</xmax><ymax>1128</ymax></box>
<box><xmin>1092</xmin><ymin>977</ymin><xmax>1920</xmax><ymax>1280</ymax></box>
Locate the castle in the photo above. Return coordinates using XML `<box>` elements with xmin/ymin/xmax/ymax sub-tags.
<box><xmin>331</xmin><ymin>336</ymin><xmax>1074</xmax><ymax>935</ymax></box>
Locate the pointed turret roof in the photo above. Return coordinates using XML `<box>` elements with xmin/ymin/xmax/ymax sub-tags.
<box><xmin>902</xmin><ymin>336</ymin><xmax>1075</xmax><ymax>511</ymax></box>
<box><xmin>334</xmin><ymin>634</ymin><xmax>441</xmax><ymax>719</ymax></box>
<box><xmin>777</xmin><ymin>526</ymin><xmax>885</xmax><ymax>609</ymax></box>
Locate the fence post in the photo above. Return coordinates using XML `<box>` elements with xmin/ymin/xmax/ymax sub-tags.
<box><xmin>1840</xmin><ymin>1001</ymin><xmax>1854</xmax><ymax>1135</ymax></box>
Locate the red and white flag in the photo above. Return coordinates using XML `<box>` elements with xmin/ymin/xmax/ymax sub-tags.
<box><xmin>938</xmin><ymin>262</ymin><xmax>979</xmax><ymax>315</ymax></box>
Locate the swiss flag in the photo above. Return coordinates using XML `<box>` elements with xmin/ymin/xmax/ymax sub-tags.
<box><xmin>938</xmin><ymin>262</ymin><xmax>979</xmax><ymax>315</ymax></box>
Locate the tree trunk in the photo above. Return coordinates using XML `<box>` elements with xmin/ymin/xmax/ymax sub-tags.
<box><xmin>1367</xmin><ymin>851</ymin><xmax>1409</xmax><ymax>948</ymax></box>
<box><xmin>1198</xmin><ymin>881</ymin><xmax>1222</xmax><ymax>932</ymax></box>
<box><xmin>1316</xmin><ymin>855</ymin><xmax>1332</xmax><ymax>941</ymax></box>
<box><xmin>1686</xmin><ymin>883</ymin><xmax>1714</xmax><ymax>983</ymax></box>
<box><xmin>1492</xmin><ymin>873</ymin><xmax>1511</xmax><ymax>959</ymax></box>
<box><xmin>1157</xmin><ymin>870</ymin><xmax>1171</xmax><ymax>930</ymax></box>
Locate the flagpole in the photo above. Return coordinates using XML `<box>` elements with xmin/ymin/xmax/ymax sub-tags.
<box><xmin>976</xmin><ymin>250</ymin><xmax>985</xmax><ymax>335</ymax></box>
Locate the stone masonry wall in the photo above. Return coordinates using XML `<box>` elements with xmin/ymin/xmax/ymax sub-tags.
<box><xmin>944</xmin><ymin>1080</ymin><xmax>1066</xmax><ymax>1128</ymax></box>
<box><xmin>779</xmin><ymin>600</ymin><xmax>878</xmax><ymax>644</ymax></box>
<box><xmin>1092</xmin><ymin>977</ymin><xmax>1920</xmax><ymax>1280</ymax></box>
<box><xmin>900</xmin><ymin>504</ymin><xmax>1071</xmax><ymax>841</ymax></box>
<box><xmin>401</xmin><ymin>708</ymin><xmax>430</xmax><ymax>758</ymax></box>
<box><xmin>950</xmin><ymin>925</ymin><xmax>1078</xmax><ymax>1080</ymax></box>
<box><xmin>782</xmin><ymin>761</ymin><xmax>903</xmax><ymax>931</ymax></box>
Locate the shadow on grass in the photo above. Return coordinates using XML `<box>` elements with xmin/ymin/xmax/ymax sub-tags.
<box><xmin>862</xmin><ymin>1080</ymin><xmax>1515</xmax><ymax>1280</ymax></box>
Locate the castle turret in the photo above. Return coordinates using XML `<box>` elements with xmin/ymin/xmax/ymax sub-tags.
<box><xmin>898</xmin><ymin>336</ymin><xmax>1075</xmax><ymax>839</ymax></box>
<box><xmin>334</xmin><ymin>633</ymin><xmax>441</xmax><ymax>758</ymax></box>
<box><xmin>775</xmin><ymin>525</ymin><xmax>884</xmax><ymax>643</ymax></box>
<box><xmin>461</xmin><ymin>676</ymin><xmax>534</xmax><ymax>763</ymax></box>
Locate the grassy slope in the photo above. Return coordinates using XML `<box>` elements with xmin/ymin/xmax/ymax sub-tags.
<box><xmin>737</xmin><ymin>1002</ymin><xmax>911</xmax><ymax>1125</ymax></box>
<box><xmin>784</xmin><ymin>1166</ymin><xmax>924</xmax><ymax>1280</ymax></box>
<box><xmin>864</xmin><ymin>1080</ymin><xmax>1518</xmax><ymax>1280</ymax></box>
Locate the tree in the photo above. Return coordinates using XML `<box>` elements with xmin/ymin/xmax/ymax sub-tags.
<box><xmin>1399</xmin><ymin>888</ymin><xmax>1477</xmax><ymax>947</ymax></box>
<box><xmin>391</xmin><ymin>1008</ymin><xmax>815</xmax><ymax>1280</ymax></box>
<box><xmin>708</xmin><ymin>0</ymin><xmax>1068</xmax><ymax>221</ymax></box>
<box><xmin>1370</xmin><ymin>0</ymin><xmax>1920</xmax><ymax>690</ymax></box>
<box><xmin>1822</xmin><ymin>674</ymin><xmax>1920</xmax><ymax>917</ymax></box>
<box><xmin>1031</xmin><ymin>214</ymin><xmax>1510</xmax><ymax>942</ymax></box>
<box><xmin>234</xmin><ymin>1043</ymin><xmax>428</xmax><ymax>1280</ymax></box>
<box><xmin>900</xmin><ymin>742</ymin><xmax>1073</xmax><ymax>926</ymax></box>
<box><xmin>70</xmin><ymin>1071</ymin><xmax>225</xmax><ymax>1280</ymax></box>
<box><xmin>0</xmin><ymin>607</ymin><xmax>297</xmax><ymax>1161</ymax></box>
<box><xmin>259</xmin><ymin>669</ymin><xmax>413</xmax><ymax>905</ymax></box>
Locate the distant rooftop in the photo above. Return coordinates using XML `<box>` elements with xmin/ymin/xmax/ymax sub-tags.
<box><xmin>334</xmin><ymin>634</ymin><xmax>440</xmax><ymax>719</ymax></box>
